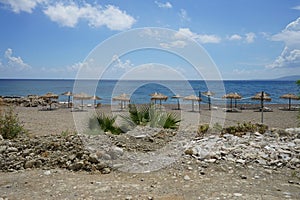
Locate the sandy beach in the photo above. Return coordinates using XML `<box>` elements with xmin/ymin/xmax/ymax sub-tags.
<box><xmin>1</xmin><ymin>103</ymin><xmax>300</xmax><ymax>199</ymax></box>
<box><xmin>13</xmin><ymin>103</ymin><xmax>299</xmax><ymax>136</ymax></box>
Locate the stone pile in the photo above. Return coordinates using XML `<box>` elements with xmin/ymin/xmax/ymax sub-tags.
<box><xmin>0</xmin><ymin>135</ymin><xmax>111</xmax><ymax>173</ymax></box>
<box><xmin>0</xmin><ymin>96</ymin><xmax>46</xmax><ymax>107</ymax></box>
<box><xmin>185</xmin><ymin>128</ymin><xmax>300</xmax><ymax>169</ymax></box>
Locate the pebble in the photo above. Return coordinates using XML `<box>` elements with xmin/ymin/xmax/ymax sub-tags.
<box><xmin>0</xmin><ymin>135</ymin><xmax>111</xmax><ymax>173</ymax></box>
<box><xmin>184</xmin><ymin>175</ymin><xmax>191</xmax><ymax>181</ymax></box>
<box><xmin>233</xmin><ymin>193</ymin><xmax>243</xmax><ymax>197</ymax></box>
<box><xmin>184</xmin><ymin>128</ymin><xmax>300</xmax><ymax>169</ymax></box>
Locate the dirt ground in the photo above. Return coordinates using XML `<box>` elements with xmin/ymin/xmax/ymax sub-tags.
<box><xmin>1</xmin><ymin>158</ymin><xmax>300</xmax><ymax>200</ymax></box>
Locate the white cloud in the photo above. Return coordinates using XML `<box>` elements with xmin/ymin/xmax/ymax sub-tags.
<box><xmin>3</xmin><ymin>48</ymin><xmax>31</xmax><ymax>71</ymax></box>
<box><xmin>267</xmin><ymin>47</ymin><xmax>300</xmax><ymax>68</ymax></box>
<box><xmin>245</xmin><ymin>32</ymin><xmax>256</xmax><ymax>43</ymax></box>
<box><xmin>268</xmin><ymin>17</ymin><xmax>300</xmax><ymax>68</ymax></box>
<box><xmin>43</xmin><ymin>2</ymin><xmax>136</xmax><ymax>30</ymax></box>
<box><xmin>228</xmin><ymin>34</ymin><xmax>242</xmax><ymax>41</ymax></box>
<box><xmin>0</xmin><ymin>0</ymin><xmax>44</xmax><ymax>13</ymax></box>
<box><xmin>179</xmin><ymin>9</ymin><xmax>190</xmax><ymax>22</ymax></box>
<box><xmin>111</xmin><ymin>55</ymin><xmax>134</xmax><ymax>71</ymax></box>
<box><xmin>160</xmin><ymin>40</ymin><xmax>187</xmax><ymax>48</ymax></box>
<box><xmin>291</xmin><ymin>5</ymin><xmax>300</xmax><ymax>10</ymax></box>
<box><xmin>175</xmin><ymin>28</ymin><xmax>221</xmax><ymax>44</ymax></box>
<box><xmin>155</xmin><ymin>1</ymin><xmax>172</xmax><ymax>9</ymax></box>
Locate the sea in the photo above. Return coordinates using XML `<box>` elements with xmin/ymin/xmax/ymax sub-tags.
<box><xmin>0</xmin><ymin>79</ymin><xmax>299</xmax><ymax>106</ymax></box>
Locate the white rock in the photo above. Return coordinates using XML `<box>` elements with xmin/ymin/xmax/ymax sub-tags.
<box><xmin>184</xmin><ymin>175</ymin><xmax>191</xmax><ymax>181</ymax></box>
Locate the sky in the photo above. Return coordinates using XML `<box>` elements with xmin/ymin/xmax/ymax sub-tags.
<box><xmin>0</xmin><ymin>0</ymin><xmax>300</xmax><ymax>80</ymax></box>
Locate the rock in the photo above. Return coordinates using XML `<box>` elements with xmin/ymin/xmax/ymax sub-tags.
<box><xmin>183</xmin><ymin>175</ymin><xmax>191</xmax><ymax>181</ymax></box>
<box><xmin>68</xmin><ymin>161</ymin><xmax>84</xmax><ymax>171</ymax></box>
<box><xmin>44</xmin><ymin>170</ymin><xmax>51</xmax><ymax>175</ymax></box>
<box><xmin>233</xmin><ymin>193</ymin><xmax>243</xmax><ymax>197</ymax></box>
<box><xmin>184</xmin><ymin>148</ymin><xmax>194</xmax><ymax>155</ymax></box>
<box><xmin>24</xmin><ymin>160</ymin><xmax>36</xmax><ymax>169</ymax></box>
<box><xmin>101</xmin><ymin>167</ymin><xmax>111</xmax><ymax>174</ymax></box>
<box><xmin>88</xmin><ymin>153</ymin><xmax>99</xmax><ymax>164</ymax></box>
<box><xmin>6</xmin><ymin>147</ymin><xmax>18</xmax><ymax>153</ymax></box>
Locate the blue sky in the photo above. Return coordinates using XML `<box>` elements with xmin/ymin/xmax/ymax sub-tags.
<box><xmin>0</xmin><ymin>0</ymin><xmax>300</xmax><ymax>80</ymax></box>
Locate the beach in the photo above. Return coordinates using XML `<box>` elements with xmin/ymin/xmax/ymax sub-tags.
<box><xmin>13</xmin><ymin>103</ymin><xmax>299</xmax><ymax>136</ymax></box>
<box><xmin>1</xmin><ymin>103</ymin><xmax>300</xmax><ymax>199</ymax></box>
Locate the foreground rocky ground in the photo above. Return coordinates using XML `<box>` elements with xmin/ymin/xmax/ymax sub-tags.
<box><xmin>1</xmin><ymin>126</ymin><xmax>300</xmax><ymax>199</ymax></box>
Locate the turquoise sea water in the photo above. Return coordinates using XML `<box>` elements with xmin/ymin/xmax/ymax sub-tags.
<box><xmin>0</xmin><ymin>79</ymin><xmax>299</xmax><ymax>105</ymax></box>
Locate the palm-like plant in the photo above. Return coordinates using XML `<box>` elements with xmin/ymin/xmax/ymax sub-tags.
<box><xmin>89</xmin><ymin>112</ymin><xmax>122</xmax><ymax>135</ymax></box>
<box><xmin>120</xmin><ymin>104</ymin><xmax>181</xmax><ymax>130</ymax></box>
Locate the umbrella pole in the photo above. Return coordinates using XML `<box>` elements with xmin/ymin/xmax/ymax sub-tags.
<box><xmin>177</xmin><ymin>99</ymin><xmax>180</xmax><ymax>110</ymax></box>
<box><xmin>230</xmin><ymin>98</ymin><xmax>233</xmax><ymax>111</ymax></box>
<box><xmin>261</xmin><ymin>91</ymin><xmax>264</xmax><ymax>124</ymax></box>
<box><xmin>208</xmin><ymin>96</ymin><xmax>211</xmax><ymax>110</ymax></box>
<box><xmin>68</xmin><ymin>96</ymin><xmax>70</xmax><ymax>108</ymax></box>
<box><xmin>289</xmin><ymin>98</ymin><xmax>291</xmax><ymax>110</ymax></box>
<box><xmin>199</xmin><ymin>91</ymin><xmax>201</xmax><ymax>113</ymax></box>
<box><xmin>192</xmin><ymin>100</ymin><xmax>194</xmax><ymax>112</ymax></box>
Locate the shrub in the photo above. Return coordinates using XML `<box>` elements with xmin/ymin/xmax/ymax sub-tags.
<box><xmin>197</xmin><ymin>124</ymin><xmax>209</xmax><ymax>136</ymax></box>
<box><xmin>89</xmin><ymin>112</ymin><xmax>122</xmax><ymax>135</ymax></box>
<box><xmin>0</xmin><ymin>106</ymin><xmax>25</xmax><ymax>139</ymax></box>
<box><xmin>221</xmin><ymin>122</ymin><xmax>268</xmax><ymax>136</ymax></box>
<box><xmin>120</xmin><ymin>104</ymin><xmax>181</xmax><ymax>130</ymax></box>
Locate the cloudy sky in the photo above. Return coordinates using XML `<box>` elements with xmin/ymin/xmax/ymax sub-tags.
<box><xmin>0</xmin><ymin>0</ymin><xmax>300</xmax><ymax>80</ymax></box>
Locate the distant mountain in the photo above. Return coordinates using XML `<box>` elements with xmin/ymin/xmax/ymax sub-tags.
<box><xmin>274</xmin><ymin>75</ymin><xmax>300</xmax><ymax>81</ymax></box>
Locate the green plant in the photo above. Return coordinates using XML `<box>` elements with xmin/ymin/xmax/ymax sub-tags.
<box><xmin>162</xmin><ymin>112</ymin><xmax>181</xmax><ymax>129</ymax></box>
<box><xmin>120</xmin><ymin>104</ymin><xmax>181</xmax><ymax>130</ymax></box>
<box><xmin>197</xmin><ymin>124</ymin><xmax>209</xmax><ymax>136</ymax></box>
<box><xmin>128</xmin><ymin>104</ymin><xmax>150</xmax><ymax>126</ymax></box>
<box><xmin>0</xmin><ymin>106</ymin><xmax>25</xmax><ymax>139</ymax></box>
<box><xmin>89</xmin><ymin>112</ymin><xmax>122</xmax><ymax>135</ymax></box>
<box><xmin>221</xmin><ymin>122</ymin><xmax>268</xmax><ymax>137</ymax></box>
<box><xmin>61</xmin><ymin>129</ymin><xmax>77</xmax><ymax>137</ymax></box>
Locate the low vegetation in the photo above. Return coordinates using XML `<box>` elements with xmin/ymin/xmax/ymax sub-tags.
<box><xmin>0</xmin><ymin>106</ymin><xmax>26</xmax><ymax>139</ymax></box>
<box><xmin>89</xmin><ymin>104</ymin><xmax>181</xmax><ymax>135</ymax></box>
<box><xmin>221</xmin><ymin>122</ymin><xmax>268</xmax><ymax>136</ymax></box>
<box><xmin>120</xmin><ymin>104</ymin><xmax>181</xmax><ymax>130</ymax></box>
<box><xmin>89</xmin><ymin>112</ymin><xmax>122</xmax><ymax>135</ymax></box>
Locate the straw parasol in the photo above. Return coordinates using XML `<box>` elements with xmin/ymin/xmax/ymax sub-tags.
<box><xmin>113</xmin><ymin>93</ymin><xmax>130</xmax><ymax>109</ymax></box>
<box><xmin>40</xmin><ymin>92</ymin><xmax>59</xmax><ymax>110</ymax></box>
<box><xmin>171</xmin><ymin>94</ymin><xmax>183</xmax><ymax>110</ymax></box>
<box><xmin>61</xmin><ymin>91</ymin><xmax>73</xmax><ymax>108</ymax></box>
<box><xmin>91</xmin><ymin>95</ymin><xmax>102</xmax><ymax>107</ymax></box>
<box><xmin>202</xmin><ymin>91</ymin><xmax>215</xmax><ymax>110</ymax></box>
<box><xmin>222</xmin><ymin>92</ymin><xmax>242</xmax><ymax>110</ymax></box>
<box><xmin>73</xmin><ymin>92</ymin><xmax>92</xmax><ymax>110</ymax></box>
<box><xmin>150</xmin><ymin>92</ymin><xmax>168</xmax><ymax>106</ymax></box>
<box><xmin>183</xmin><ymin>94</ymin><xmax>201</xmax><ymax>112</ymax></box>
<box><xmin>280</xmin><ymin>93</ymin><xmax>300</xmax><ymax>110</ymax></box>
<box><xmin>251</xmin><ymin>91</ymin><xmax>271</xmax><ymax>123</ymax></box>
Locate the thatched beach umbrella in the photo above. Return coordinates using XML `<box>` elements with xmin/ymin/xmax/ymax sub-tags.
<box><xmin>62</xmin><ymin>91</ymin><xmax>73</xmax><ymax>108</ymax></box>
<box><xmin>150</xmin><ymin>92</ymin><xmax>168</xmax><ymax>106</ymax></box>
<box><xmin>113</xmin><ymin>93</ymin><xmax>130</xmax><ymax>109</ymax></box>
<box><xmin>222</xmin><ymin>92</ymin><xmax>242</xmax><ymax>110</ymax></box>
<box><xmin>171</xmin><ymin>94</ymin><xmax>183</xmax><ymax>110</ymax></box>
<box><xmin>73</xmin><ymin>92</ymin><xmax>92</xmax><ymax>110</ymax></box>
<box><xmin>202</xmin><ymin>91</ymin><xmax>215</xmax><ymax>110</ymax></box>
<box><xmin>40</xmin><ymin>92</ymin><xmax>59</xmax><ymax>110</ymax></box>
<box><xmin>280</xmin><ymin>93</ymin><xmax>300</xmax><ymax>110</ymax></box>
<box><xmin>183</xmin><ymin>95</ymin><xmax>201</xmax><ymax>112</ymax></box>
<box><xmin>91</xmin><ymin>95</ymin><xmax>102</xmax><ymax>107</ymax></box>
<box><xmin>251</xmin><ymin>91</ymin><xmax>271</xmax><ymax>123</ymax></box>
